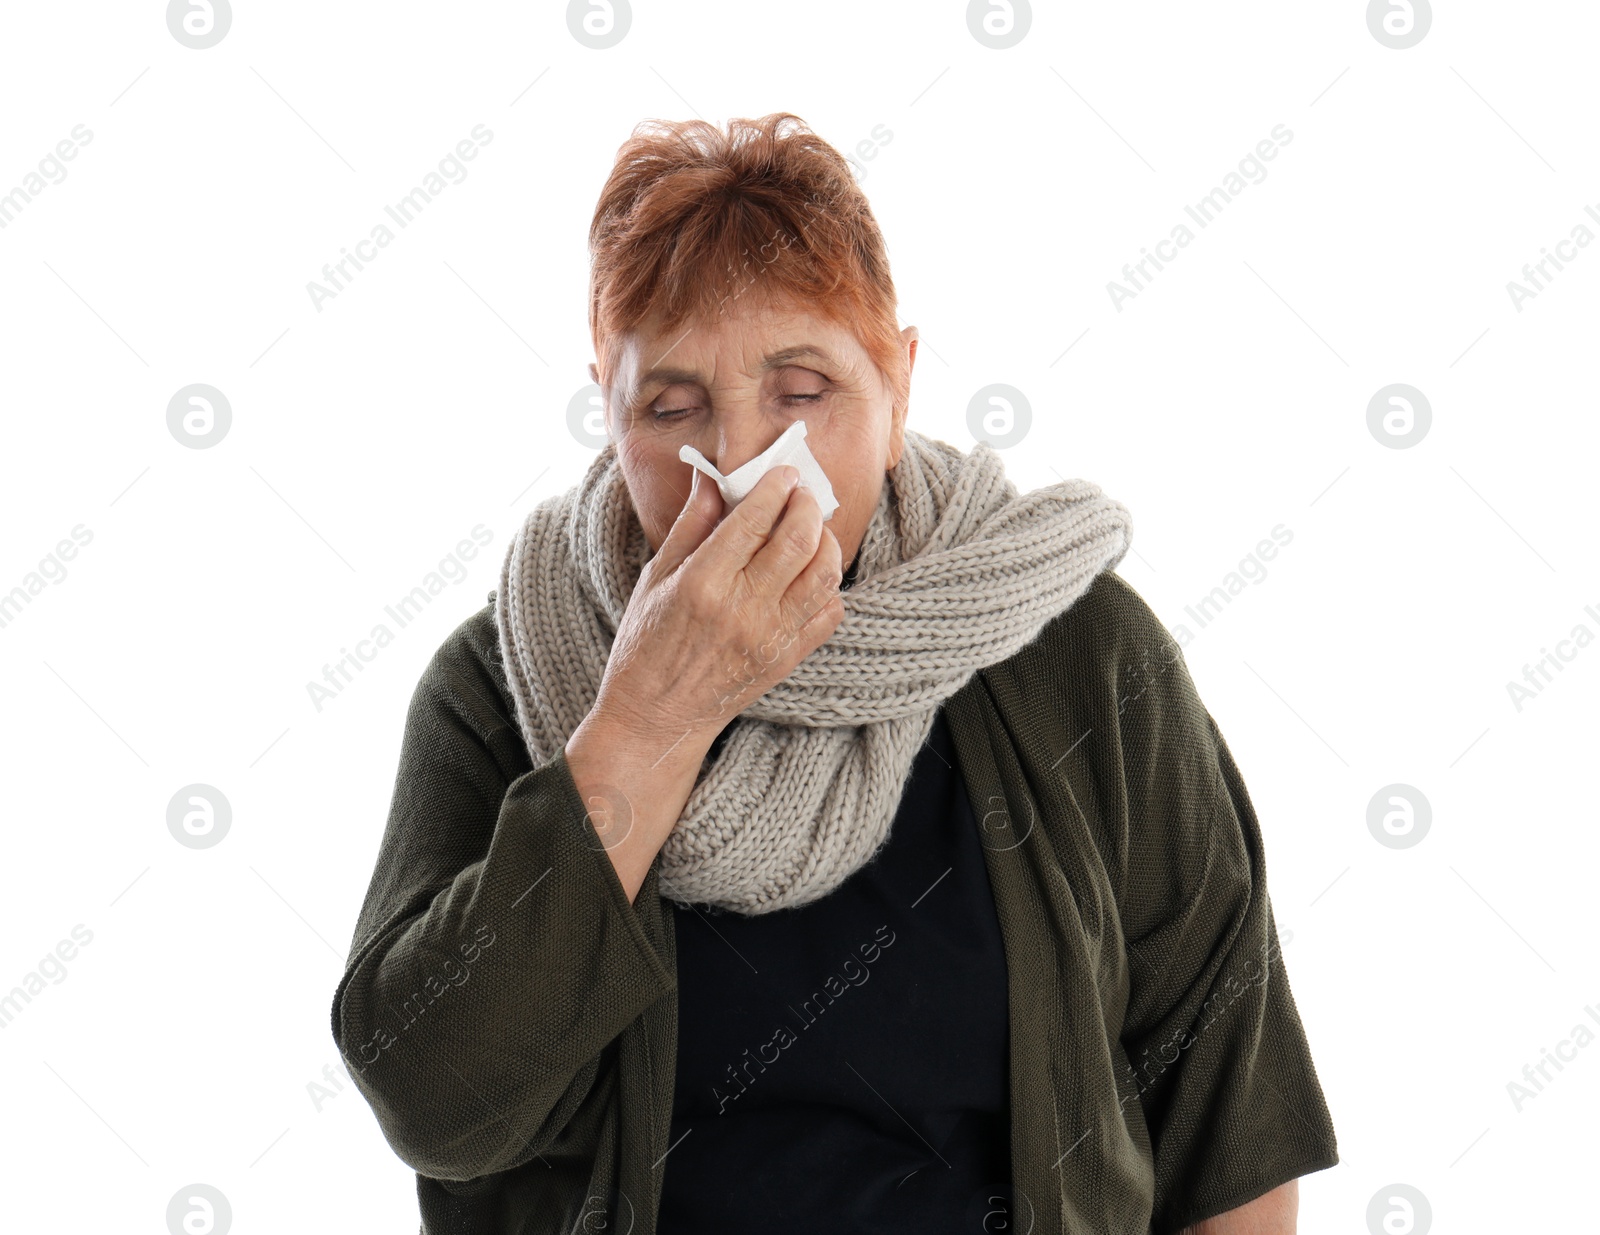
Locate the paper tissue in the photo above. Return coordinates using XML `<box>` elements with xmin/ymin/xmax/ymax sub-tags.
<box><xmin>678</xmin><ymin>420</ymin><xmax>840</xmax><ymax>521</ymax></box>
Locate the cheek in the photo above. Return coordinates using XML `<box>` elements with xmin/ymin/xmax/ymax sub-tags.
<box><xmin>819</xmin><ymin>442</ymin><xmax>885</xmax><ymax>507</ymax></box>
<box><xmin>621</xmin><ymin>457</ymin><xmax>688</xmax><ymax>550</ymax></box>
<box><xmin>818</xmin><ymin>455</ymin><xmax>888</xmax><ymax>557</ymax></box>
<box><xmin>637</xmin><ymin>482</ymin><xmax>678</xmax><ymax>548</ymax></box>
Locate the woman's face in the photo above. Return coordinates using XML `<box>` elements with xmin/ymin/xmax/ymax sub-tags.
<box><xmin>592</xmin><ymin>300</ymin><xmax>918</xmax><ymax>577</ymax></box>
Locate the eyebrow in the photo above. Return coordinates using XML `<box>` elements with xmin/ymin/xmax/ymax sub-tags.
<box><xmin>633</xmin><ymin>344</ymin><xmax>838</xmax><ymax>392</ymax></box>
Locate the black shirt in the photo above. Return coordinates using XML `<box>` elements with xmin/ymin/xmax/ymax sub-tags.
<box><xmin>656</xmin><ymin>706</ymin><xmax>1014</xmax><ymax>1232</ymax></box>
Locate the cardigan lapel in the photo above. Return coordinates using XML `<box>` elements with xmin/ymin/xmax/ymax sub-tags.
<box><xmin>944</xmin><ymin>661</ymin><xmax>1157</xmax><ymax>1235</ymax></box>
<box><xmin>943</xmin><ymin>675</ymin><xmax>1067</xmax><ymax>1235</ymax></box>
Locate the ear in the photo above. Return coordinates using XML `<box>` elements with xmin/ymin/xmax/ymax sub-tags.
<box><xmin>886</xmin><ymin>325</ymin><xmax>917</xmax><ymax>469</ymax></box>
<box><xmin>588</xmin><ymin>362</ymin><xmax>610</xmax><ymax>437</ymax></box>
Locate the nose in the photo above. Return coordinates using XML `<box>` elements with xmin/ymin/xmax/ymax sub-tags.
<box><xmin>699</xmin><ymin>413</ymin><xmax>791</xmax><ymax>478</ymax></box>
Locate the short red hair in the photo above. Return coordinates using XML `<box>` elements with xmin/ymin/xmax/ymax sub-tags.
<box><xmin>587</xmin><ymin>112</ymin><xmax>908</xmax><ymax>420</ymax></box>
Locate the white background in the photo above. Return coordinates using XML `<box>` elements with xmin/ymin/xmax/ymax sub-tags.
<box><xmin>1</xmin><ymin>1</ymin><xmax>1595</xmax><ymax>1231</ymax></box>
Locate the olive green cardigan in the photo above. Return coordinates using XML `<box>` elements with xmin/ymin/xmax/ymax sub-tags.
<box><xmin>331</xmin><ymin>570</ymin><xmax>1337</xmax><ymax>1234</ymax></box>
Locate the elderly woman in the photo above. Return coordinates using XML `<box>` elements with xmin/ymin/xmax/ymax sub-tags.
<box><xmin>332</xmin><ymin>113</ymin><xmax>1337</xmax><ymax>1234</ymax></box>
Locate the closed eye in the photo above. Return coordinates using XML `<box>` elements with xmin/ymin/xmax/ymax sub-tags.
<box><xmin>653</xmin><ymin>392</ymin><xmax>822</xmax><ymax>421</ymax></box>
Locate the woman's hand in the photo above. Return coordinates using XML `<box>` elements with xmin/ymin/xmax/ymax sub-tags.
<box><xmin>594</xmin><ymin>462</ymin><xmax>844</xmax><ymax>763</ymax></box>
<box><xmin>1177</xmin><ymin>1179</ymin><xmax>1298</xmax><ymax>1234</ymax></box>
<box><xmin>564</xmin><ymin>462</ymin><xmax>843</xmax><ymax>903</ymax></box>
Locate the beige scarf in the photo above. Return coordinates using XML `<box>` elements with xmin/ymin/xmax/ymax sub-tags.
<box><xmin>495</xmin><ymin>428</ymin><xmax>1132</xmax><ymax>916</ymax></box>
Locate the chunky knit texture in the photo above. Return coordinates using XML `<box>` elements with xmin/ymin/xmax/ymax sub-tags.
<box><xmin>494</xmin><ymin>427</ymin><xmax>1133</xmax><ymax>914</ymax></box>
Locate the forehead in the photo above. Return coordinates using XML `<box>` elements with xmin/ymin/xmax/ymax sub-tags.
<box><xmin>615</xmin><ymin>301</ymin><xmax>862</xmax><ymax>384</ymax></box>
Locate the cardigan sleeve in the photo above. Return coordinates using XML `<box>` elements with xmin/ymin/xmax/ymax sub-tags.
<box><xmin>1108</xmin><ymin>606</ymin><xmax>1338</xmax><ymax>1232</ymax></box>
<box><xmin>329</xmin><ymin>606</ymin><xmax>676</xmax><ymax>1183</ymax></box>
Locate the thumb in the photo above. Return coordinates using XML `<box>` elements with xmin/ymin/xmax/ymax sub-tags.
<box><xmin>652</xmin><ymin>466</ymin><xmax>723</xmax><ymax>576</ymax></box>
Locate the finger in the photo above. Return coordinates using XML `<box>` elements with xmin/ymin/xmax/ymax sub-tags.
<box><xmin>746</xmin><ymin>479</ymin><xmax>826</xmax><ymax>598</ymax></box>
<box><xmin>781</xmin><ymin>524</ymin><xmax>844</xmax><ymax>631</ymax></box>
<box><xmin>695</xmin><ymin>464</ymin><xmax>803</xmax><ymax>579</ymax></box>
<box><xmin>650</xmin><ymin>466</ymin><xmax>723</xmax><ymax>578</ymax></box>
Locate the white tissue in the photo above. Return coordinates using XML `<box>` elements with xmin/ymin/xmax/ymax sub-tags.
<box><xmin>678</xmin><ymin>420</ymin><xmax>840</xmax><ymax>521</ymax></box>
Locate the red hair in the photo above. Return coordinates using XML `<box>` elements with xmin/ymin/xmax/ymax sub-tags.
<box><xmin>587</xmin><ymin>112</ymin><xmax>907</xmax><ymax>419</ymax></box>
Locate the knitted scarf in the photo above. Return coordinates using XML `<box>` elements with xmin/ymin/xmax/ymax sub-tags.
<box><xmin>494</xmin><ymin>428</ymin><xmax>1133</xmax><ymax>916</ymax></box>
